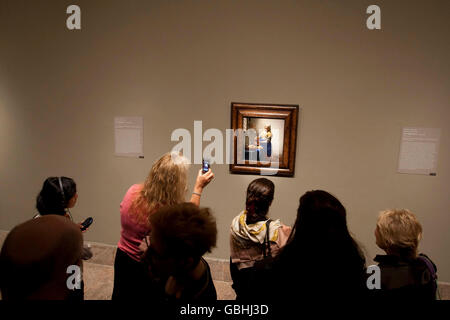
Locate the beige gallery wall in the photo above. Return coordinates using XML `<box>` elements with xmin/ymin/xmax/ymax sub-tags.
<box><xmin>0</xmin><ymin>0</ymin><xmax>449</xmax><ymax>281</ymax></box>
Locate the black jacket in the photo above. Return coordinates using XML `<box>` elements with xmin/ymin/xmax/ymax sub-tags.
<box><xmin>371</xmin><ymin>253</ymin><xmax>437</xmax><ymax>301</ymax></box>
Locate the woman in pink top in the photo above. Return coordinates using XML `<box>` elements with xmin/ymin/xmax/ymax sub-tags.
<box><xmin>112</xmin><ymin>152</ymin><xmax>214</xmax><ymax>300</ymax></box>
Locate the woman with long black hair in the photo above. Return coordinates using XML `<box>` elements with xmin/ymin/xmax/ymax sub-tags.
<box><xmin>272</xmin><ymin>190</ymin><xmax>367</xmax><ymax>302</ymax></box>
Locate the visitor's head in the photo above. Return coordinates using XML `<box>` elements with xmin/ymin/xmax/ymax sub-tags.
<box><xmin>36</xmin><ymin>177</ymin><xmax>77</xmax><ymax>216</ymax></box>
<box><xmin>293</xmin><ymin>190</ymin><xmax>348</xmax><ymax>241</ymax></box>
<box><xmin>288</xmin><ymin>190</ymin><xmax>363</xmax><ymax>262</ymax></box>
<box><xmin>245</xmin><ymin>178</ymin><xmax>275</xmax><ymax>224</ymax></box>
<box><xmin>375</xmin><ymin>208</ymin><xmax>422</xmax><ymax>259</ymax></box>
<box><xmin>132</xmin><ymin>152</ymin><xmax>190</xmax><ymax>226</ymax></box>
<box><xmin>146</xmin><ymin>151</ymin><xmax>189</xmax><ymax>203</ymax></box>
<box><xmin>0</xmin><ymin>215</ymin><xmax>83</xmax><ymax>300</ymax></box>
<box><xmin>144</xmin><ymin>202</ymin><xmax>217</xmax><ymax>279</ymax></box>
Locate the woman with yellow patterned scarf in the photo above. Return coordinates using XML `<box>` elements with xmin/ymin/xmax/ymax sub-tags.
<box><xmin>229</xmin><ymin>178</ymin><xmax>291</xmax><ymax>300</ymax></box>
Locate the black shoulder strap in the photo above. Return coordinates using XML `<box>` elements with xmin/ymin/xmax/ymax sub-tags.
<box><xmin>263</xmin><ymin>219</ymin><xmax>272</xmax><ymax>258</ymax></box>
<box><xmin>192</xmin><ymin>258</ymin><xmax>211</xmax><ymax>300</ymax></box>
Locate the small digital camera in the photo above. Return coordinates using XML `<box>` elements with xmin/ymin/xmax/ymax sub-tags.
<box><xmin>202</xmin><ymin>159</ymin><xmax>210</xmax><ymax>174</ymax></box>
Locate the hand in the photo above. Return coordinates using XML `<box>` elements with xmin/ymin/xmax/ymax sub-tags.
<box><xmin>139</xmin><ymin>236</ymin><xmax>150</xmax><ymax>253</ymax></box>
<box><xmin>78</xmin><ymin>222</ymin><xmax>88</xmax><ymax>233</ymax></box>
<box><xmin>194</xmin><ymin>168</ymin><xmax>214</xmax><ymax>193</ymax></box>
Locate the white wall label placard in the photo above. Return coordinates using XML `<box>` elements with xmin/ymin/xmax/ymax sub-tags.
<box><xmin>398</xmin><ymin>127</ymin><xmax>441</xmax><ymax>175</ymax></box>
<box><xmin>114</xmin><ymin>116</ymin><xmax>144</xmax><ymax>158</ymax></box>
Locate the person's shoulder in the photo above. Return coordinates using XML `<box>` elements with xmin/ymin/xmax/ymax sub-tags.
<box><xmin>230</xmin><ymin>211</ymin><xmax>245</xmax><ymax>226</ymax></box>
<box><xmin>279</xmin><ymin>224</ymin><xmax>292</xmax><ymax>232</ymax></box>
<box><xmin>130</xmin><ymin>183</ymin><xmax>143</xmax><ymax>192</ymax></box>
<box><xmin>268</xmin><ymin>218</ymin><xmax>290</xmax><ymax>229</ymax></box>
<box><xmin>273</xmin><ymin>222</ymin><xmax>292</xmax><ymax>241</ymax></box>
<box><xmin>193</xmin><ymin>258</ymin><xmax>217</xmax><ymax>302</ymax></box>
<box><xmin>120</xmin><ymin>184</ymin><xmax>143</xmax><ymax>209</ymax></box>
<box><xmin>235</xmin><ymin>211</ymin><xmax>245</xmax><ymax>219</ymax></box>
<box><xmin>415</xmin><ymin>254</ymin><xmax>437</xmax><ymax>282</ymax></box>
<box><xmin>417</xmin><ymin>253</ymin><xmax>437</xmax><ymax>269</ymax></box>
<box><xmin>124</xmin><ymin>184</ymin><xmax>143</xmax><ymax>198</ymax></box>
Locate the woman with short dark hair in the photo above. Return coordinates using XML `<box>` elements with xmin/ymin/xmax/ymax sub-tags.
<box><xmin>32</xmin><ymin>176</ymin><xmax>91</xmax><ymax>299</ymax></box>
<box><xmin>34</xmin><ymin>176</ymin><xmax>90</xmax><ymax>236</ymax></box>
<box><xmin>35</xmin><ymin>176</ymin><xmax>78</xmax><ymax>218</ymax></box>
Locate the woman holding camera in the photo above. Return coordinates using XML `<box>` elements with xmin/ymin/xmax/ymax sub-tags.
<box><xmin>112</xmin><ymin>152</ymin><xmax>214</xmax><ymax>300</ymax></box>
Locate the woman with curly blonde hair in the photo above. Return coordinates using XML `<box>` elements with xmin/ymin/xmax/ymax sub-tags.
<box><xmin>112</xmin><ymin>152</ymin><xmax>214</xmax><ymax>300</ymax></box>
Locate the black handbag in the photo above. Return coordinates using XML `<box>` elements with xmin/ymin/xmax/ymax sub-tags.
<box><xmin>230</xmin><ymin>219</ymin><xmax>275</xmax><ymax>300</ymax></box>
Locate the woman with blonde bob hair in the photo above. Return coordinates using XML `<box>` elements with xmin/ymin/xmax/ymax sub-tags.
<box><xmin>112</xmin><ymin>152</ymin><xmax>214</xmax><ymax>300</ymax></box>
<box><xmin>375</xmin><ymin>209</ymin><xmax>423</xmax><ymax>259</ymax></box>
<box><xmin>373</xmin><ymin>209</ymin><xmax>437</xmax><ymax>300</ymax></box>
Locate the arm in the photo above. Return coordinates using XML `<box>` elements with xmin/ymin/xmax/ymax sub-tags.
<box><xmin>190</xmin><ymin>169</ymin><xmax>214</xmax><ymax>206</ymax></box>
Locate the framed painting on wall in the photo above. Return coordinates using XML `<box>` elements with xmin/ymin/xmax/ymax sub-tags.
<box><xmin>230</xmin><ymin>102</ymin><xmax>299</xmax><ymax>177</ymax></box>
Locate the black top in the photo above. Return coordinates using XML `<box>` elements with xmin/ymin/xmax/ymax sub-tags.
<box><xmin>176</xmin><ymin>258</ymin><xmax>217</xmax><ymax>302</ymax></box>
<box><xmin>144</xmin><ymin>258</ymin><xmax>217</xmax><ymax>304</ymax></box>
<box><xmin>266</xmin><ymin>245</ymin><xmax>368</xmax><ymax>303</ymax></box>
<box><xmin>371</xmin><ymin>253</ymin><xmax>437</xmax><ymax>301</ymax></box>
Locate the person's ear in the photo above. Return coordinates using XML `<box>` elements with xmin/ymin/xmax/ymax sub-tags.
<box><xmin>67</xmin><ymin>193</ymin><xmax>78</xmax><ymax>208</ymax></box>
